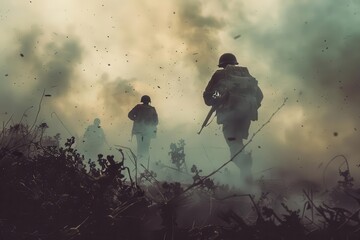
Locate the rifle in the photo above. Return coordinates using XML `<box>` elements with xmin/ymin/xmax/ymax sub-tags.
<box><xmin>197</xmin><ymin>105</ymin><xmax>216</xmax><ymax>134</ymax></box>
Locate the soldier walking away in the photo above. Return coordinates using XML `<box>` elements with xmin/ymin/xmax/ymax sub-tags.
<box><xmin>82</xmin><ymin>118</ymin><xmax>107</xmax><ymax>161</ymax></box>
<box><xmin>128</xmin><ymin>95</ymin><xmax>159</xmax><ymax>165</ymax></box>
<box><xmin>203</xmin><ymin>53</ymin><xmax>263</xmax><ymax>184</ymax></box>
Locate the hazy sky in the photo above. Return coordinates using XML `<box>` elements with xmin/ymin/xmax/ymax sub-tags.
<box><xmin>1</xmin><ymin>0</ymin><xmax>359</xmax><ymax>183</ymax></box>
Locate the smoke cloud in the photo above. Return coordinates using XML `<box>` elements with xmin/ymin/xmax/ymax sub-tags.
<box><xmin>1</xmin><ymin>0</ymin><xmax>359</xmax><ymax>185</ymax></box>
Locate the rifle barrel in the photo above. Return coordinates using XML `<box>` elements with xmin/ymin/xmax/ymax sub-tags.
<box><xmin>198</xmin><ymin>106</ymin><xmax>216</xmax><ymax>135</ymax></box>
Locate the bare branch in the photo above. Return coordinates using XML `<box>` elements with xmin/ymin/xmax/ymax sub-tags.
<box><xmin>322</xmin><ymin>154</ymin><xmax>350</xmax><ymax>189</ymax></box>
<box><xmin>29</xmin><ymin>89</ymin><xmax>45</xmax><ymax>132</ymax></box>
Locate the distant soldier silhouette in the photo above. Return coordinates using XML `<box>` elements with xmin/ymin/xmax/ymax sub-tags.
<box><xmin>82</xmin><ymin>118</ymin><xmax>107</xmax><ymax>160</ymax></box>
<box><xmin>128</xmin><ymin>95</ymin><xmax>158</xmax><ymax>163</ymax></box>
<box><xmin>203</xmin><ymin>53</ymin><xmax>263</xmax><ymax>183</ymax></box>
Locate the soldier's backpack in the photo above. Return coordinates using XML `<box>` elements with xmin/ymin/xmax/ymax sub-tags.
<box><xmin>216</xmin><ymin>65</ymin><xmax>259</xmax><ymax>123</ymax></box>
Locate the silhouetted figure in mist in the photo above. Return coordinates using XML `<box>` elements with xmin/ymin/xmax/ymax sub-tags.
<box><xmin>203</xmin><ymin>53</ymin><xmax>263</xmax><ymax>184</ymax></box>
<box><xmin>82</xmin><ymin>118</ymin><xmax>107</xmax><ymax>160</ymax></box>
<box><xmin>128</xmin><ymin>95</ymin><xmax>158</xmax><ymax>164</ymax></box>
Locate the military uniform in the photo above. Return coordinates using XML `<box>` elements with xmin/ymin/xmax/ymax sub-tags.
<box><xmin>82</xmin><ymin>118</ymin><xmax>106</xmax><ymax>160</ymax></box>
<box><xmin>128</xmin><ymin>100</ymin><xmax>158</xmax><ymax>162</ymax></box>
<box><xmin>203</xmin><ymin>62</ymin><xmax>263</xmax><ymax>183</ymax></box>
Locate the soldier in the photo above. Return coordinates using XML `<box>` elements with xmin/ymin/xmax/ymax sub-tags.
<box><xmin>203</xmin><ymin>53</ymin><xmax>263</xmax><ymax>183</ymax></box>
<box><xmin>82</xmin><ymin>118</ymin><xmax>107</xmax><ymax>160</ymax></box>
<box><xmin>128</xmin><ymin>95</ymin><xmax>158</xmax><ymax>163</ymax></box>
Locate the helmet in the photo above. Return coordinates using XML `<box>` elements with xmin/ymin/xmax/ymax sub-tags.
<box><xmin>141</xmin><ymin>95</ymin><xmax>151</xmax><ymax>104</ymax></box>
<box><xmin>94</xmin><ymin>118</ymin><xmax>101</xmax><ymax>125</ymax></box>
<box><xmin>218</xmin><ymin>53</ymin><xmax>238</xmax><ymax>68</ymax></box>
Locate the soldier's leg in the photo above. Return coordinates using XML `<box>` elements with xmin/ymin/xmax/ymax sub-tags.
<box><xmin>230</xmin><ymin>143</ymin><xmax>253</xmax><ymax>184</ymax></box>
<box><xmin>236</xmin><ymin>119</ymin><xmax>253</xmax><ymax>183</ymax></box>
<box><xmin>238</xmin><ymin>151</ymin><xmax>253</xmax><ymax>184</ymax></box>
<box><xmin>136</xmin><ymin>134</ymin><xmax>152</xmax><ymax>165</ymax></box>
<box><xmin>142</xmin><ymin>135</ymin><xmax>151</xmax><ymax>161</ymax></box>
<box><xmin>224</xmin><ymin>137</ymin><xmax>244</xmax><ymax>167</ymax></box>
<box><xmin>136</xmin><ymin>134</ymin><xmax>145</xmax><ymax>160</ymax></box>
<box><xmin>223</xmin><ymin>122</ymin><xmax>244</xmax><ymax>160</ymax></box>
<box><xmin>223</xmin><ymin>121</ymin><xmax>253</xmax><ymax>183</ymax></box>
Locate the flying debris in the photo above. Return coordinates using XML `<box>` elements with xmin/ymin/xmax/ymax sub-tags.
<box><xmin>233</xmin><ymin>34</ymin><xmax>241</xmax><ymax>39</ymax></box>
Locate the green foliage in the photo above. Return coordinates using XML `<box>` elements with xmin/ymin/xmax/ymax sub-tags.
<box><xmin>169</xmin><ymin>139</ymin><xmax>186</xmax><ymax>171</ymax></box>
<box><xmin>1</xmin><ymin>124</ymin><xmax>360</xmax><ymax>239</ymax></box>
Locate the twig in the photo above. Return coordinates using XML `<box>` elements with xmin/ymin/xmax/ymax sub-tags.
<box><xmin>112</xmin><ymin>199</ymin><xmax>143</xmax><ymax>217</ymax></box>
<box><xmin>0</xmin><ymin>114</ymin><xmax>13</xmax><ymax>143</ymax></box>
<box><xmin>29</xmin><ymin>89</ymin><xmax>45</xmax><ymax>132</ymax></box>
<box><xmin>138</xmin><ymin>163</ymin><xmax>166</xmax><ymax>201</ymax></box>
<box><xmin>5</xmin><ymin>90</ymin><xmax>47</xmax><ymax>154</ymax></box>
<box><xmin>336</xmin><ymin>208</ymin><xmax>360</xmax><ymax>231</ymax></box>
<box><xmin>74</xmin><ymin>216</ymin><xmax>89</xmax><ymax>229</ymax></box>
<box><xmin>4</xmin><ymin>114</ymin><xmax>13</xmax><ymax>130</ymax></box>
<box><xmin>115</xmin><ymin>145</ymin><xmax>138</xmax><ymax>185</ymax></box>
<box><xmin>303</xmin><ymin>189</ymin><xmax>328</xmax><ymax>222</ymax></box>
<box><xmin>302</xmin><ymin>188</ymin><xmax>315</xmax><ymax>221</ymax></box>
<box><xmin>51</xmin><ymin>112</ymin><xmax>74</xmax><ymax>137</ymax></box>
<box><xmin>322</xmin><ymin>154</ymin><xmax>349</xmax><ymax>189</ymax></box>
<box><xmin>19</xmin><ymin>106</ymin><xmax>34</xmax><ymax>125</ymax></box>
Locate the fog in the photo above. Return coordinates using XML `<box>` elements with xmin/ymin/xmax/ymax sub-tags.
<box><xmin>1</xmin><ymin>0</ymin><xmax>359</xmax><ymax>186</ymax></box>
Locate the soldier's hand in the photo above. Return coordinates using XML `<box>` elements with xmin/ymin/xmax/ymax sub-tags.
<box><xmin>213</xmin><ymin>90</ymin><xmax>229</xmax><ymax>106</ymax></box>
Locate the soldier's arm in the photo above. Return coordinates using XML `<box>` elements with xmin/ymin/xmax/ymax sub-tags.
<box><xmin>256</xmin><ymin>85</ymin><xmax>264</xmax><ymax>108</ymax></box>
<box><xmin>128</xmin><ymin>105</ymin><xmax>139</xmax><ymax>121</ymax></box>
<box><xmin>83</xmin><ymin>126</ymin><xmax>91</xmax><ymax>139</ymax></box>
<box><xmin>203</xmin><ymin>70</ymin><xmax>224</xmax><ymax>106</ymax></box>
<box><xmin>152</xmin><ymin>107</ymin><xmax>159</xmax><ymax>125</ymax></box>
